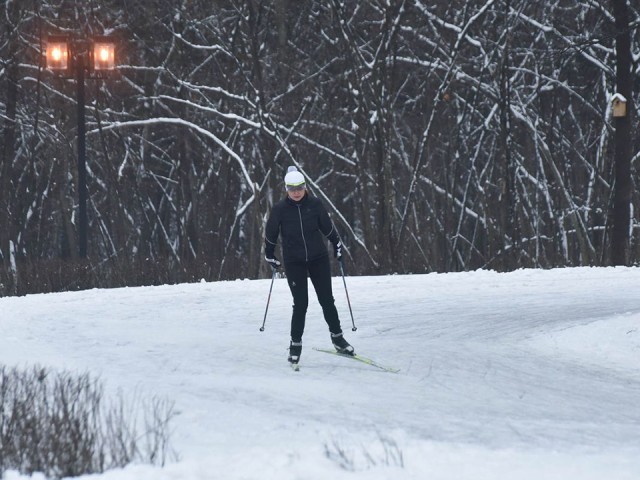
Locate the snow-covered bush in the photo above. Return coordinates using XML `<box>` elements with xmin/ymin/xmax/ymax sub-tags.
<box><xmin>324</xmin><ymin>434</ymin><xmax>404</xmax><ymax>471</ymax></box>
<box><xmin>0</xmin><ymin>365</ymin><xmax>176</xmax><ymax>479</ymax></box>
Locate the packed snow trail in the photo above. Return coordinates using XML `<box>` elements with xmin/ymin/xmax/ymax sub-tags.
<box><xmin>1</xmin><ymin>267</ymin><xmax>639</xmax><ymax>479</ymax></box>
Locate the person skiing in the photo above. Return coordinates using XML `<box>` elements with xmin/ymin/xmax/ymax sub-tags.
<box><xmin>264</xmin><ymin>166</ymin><xmax>354</xmax><ymax>365</ymax></box>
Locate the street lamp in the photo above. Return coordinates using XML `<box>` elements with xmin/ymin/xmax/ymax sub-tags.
<box><xmin>93</xmin><ymin>38</ymin><xmax>116</xmax><ymax>71</ymax></box>
<box><xmin>46</xmin><ymin>36</ymin><xmax>70</xmax><ymax>71</ymax></box>
<box><xmin>45</xmin><ymin>34</ymin><xmax>117</xmax><ymax>258</ymax></box>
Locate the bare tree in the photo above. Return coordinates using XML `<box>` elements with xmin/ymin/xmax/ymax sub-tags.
<box><xmin>610</xmin><ymin>0</ymin><xmax>634</xmax><ymax>265</ymax></box>
<box><xmin>1</xmin><ymin>0</ymin><xmax>639</xmax><ymax>294</ymax></box>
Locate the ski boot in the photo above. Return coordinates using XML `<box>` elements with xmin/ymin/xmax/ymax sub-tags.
<box><xmin>331</xmin><ymin>333</ymin><xmax>354</xmax><ymax>355</ymax></box>
<box><xmin>288</xmin><ymin>341</ymin><xmax>302</xmax><ymax>364</ymax></box>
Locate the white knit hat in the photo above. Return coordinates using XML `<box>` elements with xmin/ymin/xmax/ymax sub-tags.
<box><xmin>284</xmin><ymin>166</ymin><xmax>305</xmax><ymax>189</ymax></box>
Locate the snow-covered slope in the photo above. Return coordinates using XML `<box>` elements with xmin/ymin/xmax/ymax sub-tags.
<box><xmin>1</xmin><ymin>267</ymin><xmax>639</xmax><ymax>479</ymax></box>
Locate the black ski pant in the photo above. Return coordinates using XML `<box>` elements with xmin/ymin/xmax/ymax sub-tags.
<box><xmin>284</xmin><ymin>255</ymin><xmax>342</xmax><ymax>343</ymax></box>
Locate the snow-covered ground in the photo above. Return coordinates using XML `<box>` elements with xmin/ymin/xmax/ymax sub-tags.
<box><xmin>1</xmin><ymin>266</ymin><xmax>639</xmax><ymax>479</ymax></box>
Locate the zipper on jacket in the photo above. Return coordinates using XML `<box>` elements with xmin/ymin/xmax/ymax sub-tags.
<box><xmin>296</xmin><ymin>205</ymin><xmax>309</xmax><ymax>261</ymax></box>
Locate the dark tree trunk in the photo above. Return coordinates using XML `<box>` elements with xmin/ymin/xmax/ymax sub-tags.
<box><xmin>610</xmin><ymin>0</ymin><xmax>633</xmax><ymax>266</ymax></box>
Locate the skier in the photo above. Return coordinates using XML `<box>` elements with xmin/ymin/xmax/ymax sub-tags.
<box><xmin>264</xmin><ymin>166</ymin><xmax>354</xmax><ymax>365</ymax></box>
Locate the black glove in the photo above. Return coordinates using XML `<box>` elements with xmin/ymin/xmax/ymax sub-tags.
<box><xmin>333</xmin><ymin>241</ymin><xmax>343</xmax><ymax>261</ymax></box>
<box><xmin>265</xmin><ymin>254</ymin><xmax>281</xmax><ymax>270</ymax></box>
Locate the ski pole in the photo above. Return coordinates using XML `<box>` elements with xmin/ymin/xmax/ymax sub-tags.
<box><xmin>260</xmin><ymin>267</ymin><xmax>277</xmax><ymax>332</ymax></box>
<box><xmin>338</xmin><ymin>258</ymin><xmax>357</xmax><ymax>331</ymax></box>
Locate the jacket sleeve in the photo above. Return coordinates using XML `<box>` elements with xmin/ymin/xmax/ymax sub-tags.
<box><xmin>264</xmin><ymin>205</ymin><xmax>281</xmax><ymax>258</ymax></box>
<box><xmin>318</xmin><ymin>200</ymin><xmax>340</xmax><ymax>245</ymax></box>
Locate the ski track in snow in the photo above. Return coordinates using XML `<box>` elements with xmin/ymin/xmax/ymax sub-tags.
<box><xmin>1</xmin><ymin>266</ymin><xmax>639</xmax><ymax>479</ymax></box>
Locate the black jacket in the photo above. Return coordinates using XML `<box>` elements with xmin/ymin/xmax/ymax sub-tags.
<box><xmin>264</xmin><ymin>193</ymin><xmax>340</xmax><ymax>263</ymax></box>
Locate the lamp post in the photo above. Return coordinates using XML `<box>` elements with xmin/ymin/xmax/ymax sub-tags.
<box><xmin>45</xmin><ymin>35</ymin><xmax>116</xmax><ymax>258</ymax></box>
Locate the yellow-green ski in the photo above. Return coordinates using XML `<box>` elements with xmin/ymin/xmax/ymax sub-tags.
<box><xmin>313</xmin><ymin>348</ymin><xmax>400</xmax><ymax>373</ymax></box>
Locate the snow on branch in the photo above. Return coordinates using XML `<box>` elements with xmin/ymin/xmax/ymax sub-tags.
<box><xmin>170</xmin><ymin>32</ymin><xmax>233</xmax><ymax>56</ymax></box>
<box><xmin>90</xmin><ymin>117</ymin><xmax>256</xmax><ymax>203</ymax></box>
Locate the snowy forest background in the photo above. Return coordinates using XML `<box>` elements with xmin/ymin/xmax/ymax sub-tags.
<box><xmin>1</xmin><ymin>0</ymin><xmax>639</xmax><ymax>296</ymax></box>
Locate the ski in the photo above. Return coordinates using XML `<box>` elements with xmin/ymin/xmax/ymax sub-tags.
<box><xmin>312</xmin><ymin>348</ymin><xmax>400</xmax><ymax>373</ymax></box>
<box><xmin>289</xmin><ymin>362</ymin><xmax>300</xmax><ymax>372</ymax></box>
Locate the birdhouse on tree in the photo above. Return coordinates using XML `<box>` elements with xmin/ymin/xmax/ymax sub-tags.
<box><xmin>611</xmin><ymin>93</ymin><xmax>627</xmax><ymax>118</ymax></box>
